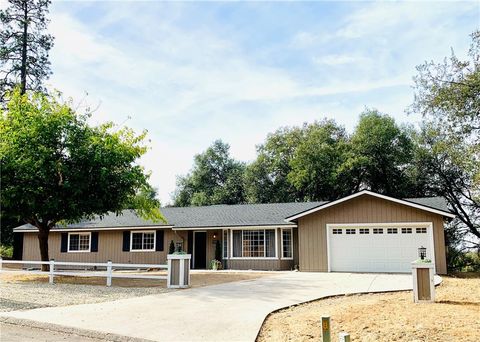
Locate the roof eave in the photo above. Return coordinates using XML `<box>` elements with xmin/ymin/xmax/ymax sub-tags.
<box><xmin>285</xmin><ymin>190</ymin><xmax>456</xmax><ymax>221</ymax></box>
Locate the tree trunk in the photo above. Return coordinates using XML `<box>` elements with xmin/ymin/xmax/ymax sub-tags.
<box><xmin>37</xmin><ymin>227</ymin><xmax>50</xmax><ymax>271</ymax></box>
<box><xmin>20</xmin><ymin>1</ymin><xmax>28</xmax><ymax>94</ymax></box>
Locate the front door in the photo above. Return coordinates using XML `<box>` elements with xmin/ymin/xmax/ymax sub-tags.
<box><xmin>193</xmin><ymin>231</ymin><xmax>207</xmax><ymax>269</ymax></box>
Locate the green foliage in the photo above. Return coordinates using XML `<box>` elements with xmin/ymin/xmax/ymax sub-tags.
<box><xmin>343</xmin><ymin>109</ymin><xmax>419</xmax><ymax>198</ymax></box>
<box><xmin>0</xmin><ymin>0</ymin><xmax>54</xmax><ymax>100</ymax></box>
<box><xmin>0</xmin><ymin>245</ymin><xmax>13</xmax><ymax>258</ymax></box>
<box><xmin>0</xmin><ymin>89</ymin><xmax>164</xmax><ymax>261</ymax></box>
<box><xmin>411</xmin><ymin>30</ymin><xmax>480</xmax><ymax>243</ymax></box>
<box><xmin>215</xmin><ymin>239</ymin><xmax>222</xmax><ymax>261</ymax></box>
<box><xmin>169</xmin><ymin>240</ymin><xmax>175</xmax><ymax>254</ymax></box>
<box><xmin>288</xmin><ymin>119</ymin><xmax>351</xmax><ymax>201</ymax></box>
<box><xmin>173</xmin><ymin>140</ymin><xmax>246</xmax><ymax>206</ymax></box>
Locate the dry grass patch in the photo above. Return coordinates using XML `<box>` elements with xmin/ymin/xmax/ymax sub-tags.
<box><xmin>258</xmin><ymin>276</ymin><xmax>480</xmax><ymax>342</ymax></box>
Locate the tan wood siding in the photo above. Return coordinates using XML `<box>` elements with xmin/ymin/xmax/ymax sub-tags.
<box><xmin>22</xmin><ymin>229</ymin><xmax>187</xmax><ymax>264</ymax></box>
<box><xmin>297</xmin><ymin>194</ymin><xmax>447</xmax><ymax>274</ymax></box>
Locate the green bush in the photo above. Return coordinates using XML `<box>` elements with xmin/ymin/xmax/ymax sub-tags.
<box><xmin>0</xmin><ymin>245</ymin><xmax>13</xmax><ymax>258</ymax></box>
<box><xmin>447</xmin><ymin>247</ymin><xmax>480</xmax><ymax>273</ymax></box>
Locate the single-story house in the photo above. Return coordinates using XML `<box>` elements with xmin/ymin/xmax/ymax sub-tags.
<box><xmin>13</xmin><ymin>190</ymin><xmax>455</xmax><ymax>274</ymax></box>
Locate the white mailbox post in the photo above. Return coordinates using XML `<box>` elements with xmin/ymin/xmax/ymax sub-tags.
<box><xmin>167</xmin><ymin>254</ymin><xmax>191</xmax><ymax>289</ymax></box>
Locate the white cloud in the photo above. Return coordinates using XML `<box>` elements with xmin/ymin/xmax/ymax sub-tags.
<box><xmin>42</xmin><ymin>1</ymin><xmax>476</xmax><ymax>204</ymax></box>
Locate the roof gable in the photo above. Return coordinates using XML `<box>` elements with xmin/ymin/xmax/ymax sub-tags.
<box><xmin>285</xmin><ymin>190</ymin><xmax>455</xmax><ymax>221</ymax></box>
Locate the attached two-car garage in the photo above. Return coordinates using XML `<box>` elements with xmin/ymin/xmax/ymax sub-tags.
<box><xmin>327</xmin><ymin>224</ymin><xmax>433</xmax><ymax>273</ymax></box>
<box><xmin>289</xmin><ymin>191</ymin><xmax>455</xmax><ymax>275</ymax></box>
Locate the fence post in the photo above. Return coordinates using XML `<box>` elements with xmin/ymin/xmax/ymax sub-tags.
<box><xmin>106</xmin><ymin>260</ymin><xmax>112</xmax><ymax>287</ymax></box>
<box><xmin>322</xmin><ymin>316</ymin><xmax>331</xmax><ymax>342</ymax></box>
<box><xmin>0</xmin><ymin>257</ymin><xmax>3</xmax><ymax>272</ymax></box>
<box><xmin>49</xmin><ymin>259</ymin><xmax>55</xmax><ymax>284</ymax></box>
<box><xmin>339</xmin><ymin>332</ymin><xmax>351</xmax><ymax>342</ymax></box>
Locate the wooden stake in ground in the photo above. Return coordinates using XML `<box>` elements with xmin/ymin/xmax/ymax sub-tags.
<box><xmin>321</xmin><ymin>316</ymin><xmax>331</xmax><ymax>342</ymax></box>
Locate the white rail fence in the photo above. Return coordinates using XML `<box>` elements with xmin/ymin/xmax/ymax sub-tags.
<box><xmin>0</xmin><ymin>258</ymin><xmax>176</xmax><ymax>287</ymax></box>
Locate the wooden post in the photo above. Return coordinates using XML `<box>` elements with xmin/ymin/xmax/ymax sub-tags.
<box><xmin>49</xmin><ymin>259</ymin><xmax>55</xmax><ymax>284</ymax></box>
<box><xmin>322</xmin><ymin>316</ymin><xmax>331</xmax><ymax>342</ymax></box>
<box><xmin>106</xmin><ymin>260</ymin><xmax>112</xmax><ymax>287</ymax></box>
<box><xmin>339</xmin><ymin>332</ymin><xmax>351</xmax><ymax>342</ymax></box>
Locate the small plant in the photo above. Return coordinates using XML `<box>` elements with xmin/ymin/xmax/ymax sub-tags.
<box><xmin>210</xmin><ymin>259</ymin><xmax>222</xmax><ymax>270</ymax></box>
<box><xmin>169</xmin><ymin>240</ymin><xmax>175</xmax><ymax>254</ymax></box>
<box><xmin>0</xmin><ymin>245</ymin><xmax>13</xmax><ymax>258</ymax></box>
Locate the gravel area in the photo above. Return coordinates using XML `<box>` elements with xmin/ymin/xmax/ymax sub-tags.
<box><xmin>0</xmin><ymin>270</ymin><xmax>268</xmax><ymax>313</ymax></box>
<box><xmin>0</xmin><ymin>273</ymin><xmax>171</xmax><ymax>312</ymax></box>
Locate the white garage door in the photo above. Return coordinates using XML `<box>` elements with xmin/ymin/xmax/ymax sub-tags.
<box><xmin>328</xmin><ymin>225</ymin><xmax>433</xmax><ymax>273</ymax></box>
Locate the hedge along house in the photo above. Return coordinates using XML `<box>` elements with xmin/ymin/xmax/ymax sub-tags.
<box><xmin>13</xmin><ymin>191</ymin><xmax>455</xmax><ymax>274</ymax></box>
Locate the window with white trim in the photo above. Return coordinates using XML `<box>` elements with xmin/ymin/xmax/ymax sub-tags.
<box><xmin>131</xmin><ymin>231</ymin><xmax>155</xmax><ymax>251</ymax></box>
<box><xmin>346</xmin><ymin>229</ymin><xmax>356</xmax><ymax>235</ymax></box>
<box><xmin>373</xmin><ymin>228</ymin><xmax>383</xmax><ymax>234</ymax></box>
<box><xmin>387</xmin><ymin>228</ymin><xmax>398</xmax><ymax>234</ymax></box>
<box><xmin>68</xmin><ymin>233</ymin><xmax>90</xmax><ymax>252</ymax></box>
<box><xmin>416</xmin><ymin>227</ymin><xmax>427</xmax><ymax>234</ymax></box>
<box><xmin>401</xmin><ymin>228</ymin><xmax>412</xmax><ymax>234</ymax></box>
<box><xmin>332</xmin><ymin>229</ymin><xmax>342</xmax><ymax>234</ymax></box>
<box><xmin>282</xmin><ymin>228</ymin><xmax>293</xmax><ymax>259</ymax></box>
<box><xmin>223</xmin><ymin>230</ymin><xmax>228</xmax><ymax>259</ymax></box>
<box><xmin>231</xmin><ymin>229</ymin><xmax>276</xmax><ymax>258</ymax></box>
<box><xmin>359</xmin><ymin>228</ymin><xmax>369</xmax><ymax>234</ymax></box>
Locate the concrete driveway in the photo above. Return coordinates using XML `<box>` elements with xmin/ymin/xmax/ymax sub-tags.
<box><xmin>1</xmin><ymin>272</ymin><xmax>441</xmax><ymax>341</ymax></box>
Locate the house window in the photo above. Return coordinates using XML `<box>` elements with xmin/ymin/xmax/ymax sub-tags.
<box><xmin>282</xmin><ymin>228</ymin><xmax>293</xmax><ymax>259</ymax></box>
<box><xmin>223</xmin><ymin>230</ymin><xmax>228</xmax><ymax>259</ymax></box>
<box><xmin>131</xmin><ymin>231</ymin><xmax>155</xmax><ymax>251</ymax></box>
<box><xmin>332</xmin><ymin>229</ymin><xmax>342</xmax><ymax>234</ymax></box>
<box><xmin>232</xmin><ymin>229</ymin><xmax>276</xmax><ymax>258</ymax></box>
<box><xmin>416</xmin><ymin>227</ymin><xmax>427</xmax><ymax>234</ymax></box>
<box><xmin>387</xmin><ymin>228</ymin><xmax>398</xmax><ymax>234</ymax></box>
<box><xmin>68</xmin><ymin>233</ymin><xmax>91</xmax><ymax>252</ymax></box>
<box><xmin>373</xmin><ymin>228</ymin><xmax>383</xmax><ymax>234</ymax></box>
<box><xmin>346</xmin><ymin>229</ymin><xmax>356</xmax><ymax>235</ymax></box>
<box><xmin>402</xmin><ymin>228</ymin><xmax>412</xmax><ymax>234</ymax></box>
<box><xmin>359</xmin><ymin>228</ymin><xmax>369</xmax><ymax>234</ymax></box>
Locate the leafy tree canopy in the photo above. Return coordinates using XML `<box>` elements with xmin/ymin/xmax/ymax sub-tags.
<box><xmin>173</xmin><ymin>140</ymin><xmax>246</xmax><ymax>206</ymax></box>
<box><xmin>411</xmin><ymin>30</ymin><xmax>480</xmax><ymax>243</ymax></box>
<box><xmin>0</xmin><ymin>89</ymin><xmax>163</xmax><ymax>262</ymax></box>
<box><xmin>288</xmin><ymin>119</ymin><xmax>350</xmax><ymax>201</ymax></box>
<box><xmin>343</xmin><ymin>109</ymin><xmax>417</xmax><ymax>198</ymax></box>
<box><xmin>245</xmin><ymin>126</ymin><xmax>305</xmax><ymax>203</ymax></box>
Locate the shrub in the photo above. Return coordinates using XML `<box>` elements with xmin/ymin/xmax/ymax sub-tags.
<box><xmin>0</xmin><ymin>245</ymin><xmax>13</xmax><ymax>258</ymax></box>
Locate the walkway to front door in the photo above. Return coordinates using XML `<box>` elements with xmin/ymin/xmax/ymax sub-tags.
<box><xmin>193</xmin><ymin>231</ymin><xmax>206</xmax><ymax>269</ymax></box>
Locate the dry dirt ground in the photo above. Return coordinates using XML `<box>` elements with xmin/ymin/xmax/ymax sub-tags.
<box><xmin>0</xmin><ymin>270</ymin><xmax>268</xmax><ymax>312</ymax></box>
<box><xmin>258</xmin><ymin>274</ymin><xmax>480</xmax><ymax>342</ymax></box>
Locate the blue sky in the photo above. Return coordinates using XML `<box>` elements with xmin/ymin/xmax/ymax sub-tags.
<box><xmin>40</xmin><ymin>1</ymin><xmax>480</xmax><ymax>204</ymax></box>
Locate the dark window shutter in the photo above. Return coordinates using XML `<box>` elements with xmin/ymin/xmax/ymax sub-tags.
<box><xmin>61</xmin><ymin>233</ymin><xmax>68</xmax><ymax>253</ymax></box>
<box><xmin>91</xmin><ymin>232</ymin><xmax>99</xmax><ymax>252</ymax></box>
<box><xmin>155</xmin><ymin>230</ymin><xmax>164</xmax><ymax>251</ymax></box>
<box><xmin>122</xmin><ymin>231</ymin><xmax>130</xmax><ymax>251</ymax></box>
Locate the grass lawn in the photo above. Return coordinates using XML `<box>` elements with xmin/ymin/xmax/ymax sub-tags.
<box><xmin>258</xmin><ymin>274</ymin><xmax>480</xmax><ymax>342</ymax></box>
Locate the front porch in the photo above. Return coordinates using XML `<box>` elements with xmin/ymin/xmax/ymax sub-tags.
<box><xmin>176</xmin><ymin>227</ymin><xmax>298</xmax><ymax>271</ymax></box>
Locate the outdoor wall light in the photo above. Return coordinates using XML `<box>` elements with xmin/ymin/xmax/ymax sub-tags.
<box><xmin>418</xmin><ymin>246</ymin><xmax>427</xmax><ymax>260</ymax></box>
<box><xmin>213</xmin><ymin>233</ymin><xmax>217</xmax><ymax>239</ymax></box>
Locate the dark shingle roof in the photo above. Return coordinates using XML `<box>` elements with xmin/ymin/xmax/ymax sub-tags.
<box><xmin>13</xmin><ymin>196</ymin><xmax>451</xmax><ymax>232</ymax></box>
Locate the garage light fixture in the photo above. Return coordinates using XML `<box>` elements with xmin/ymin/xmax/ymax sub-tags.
<box><xmin>418</xmin><ymin>246</ymin><xmax>427</xmax><ymax>260</ymax></box>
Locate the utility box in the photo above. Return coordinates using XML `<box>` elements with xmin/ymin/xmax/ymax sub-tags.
<box><xmin>411</xmin><ymin>261</ymin><xmax>435</xmax><ymax>303</ymax></box>
<box><xmin>167</xmin><ymin>254</ymin><xmax>191</xmax><ymax>289</ymax></box>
